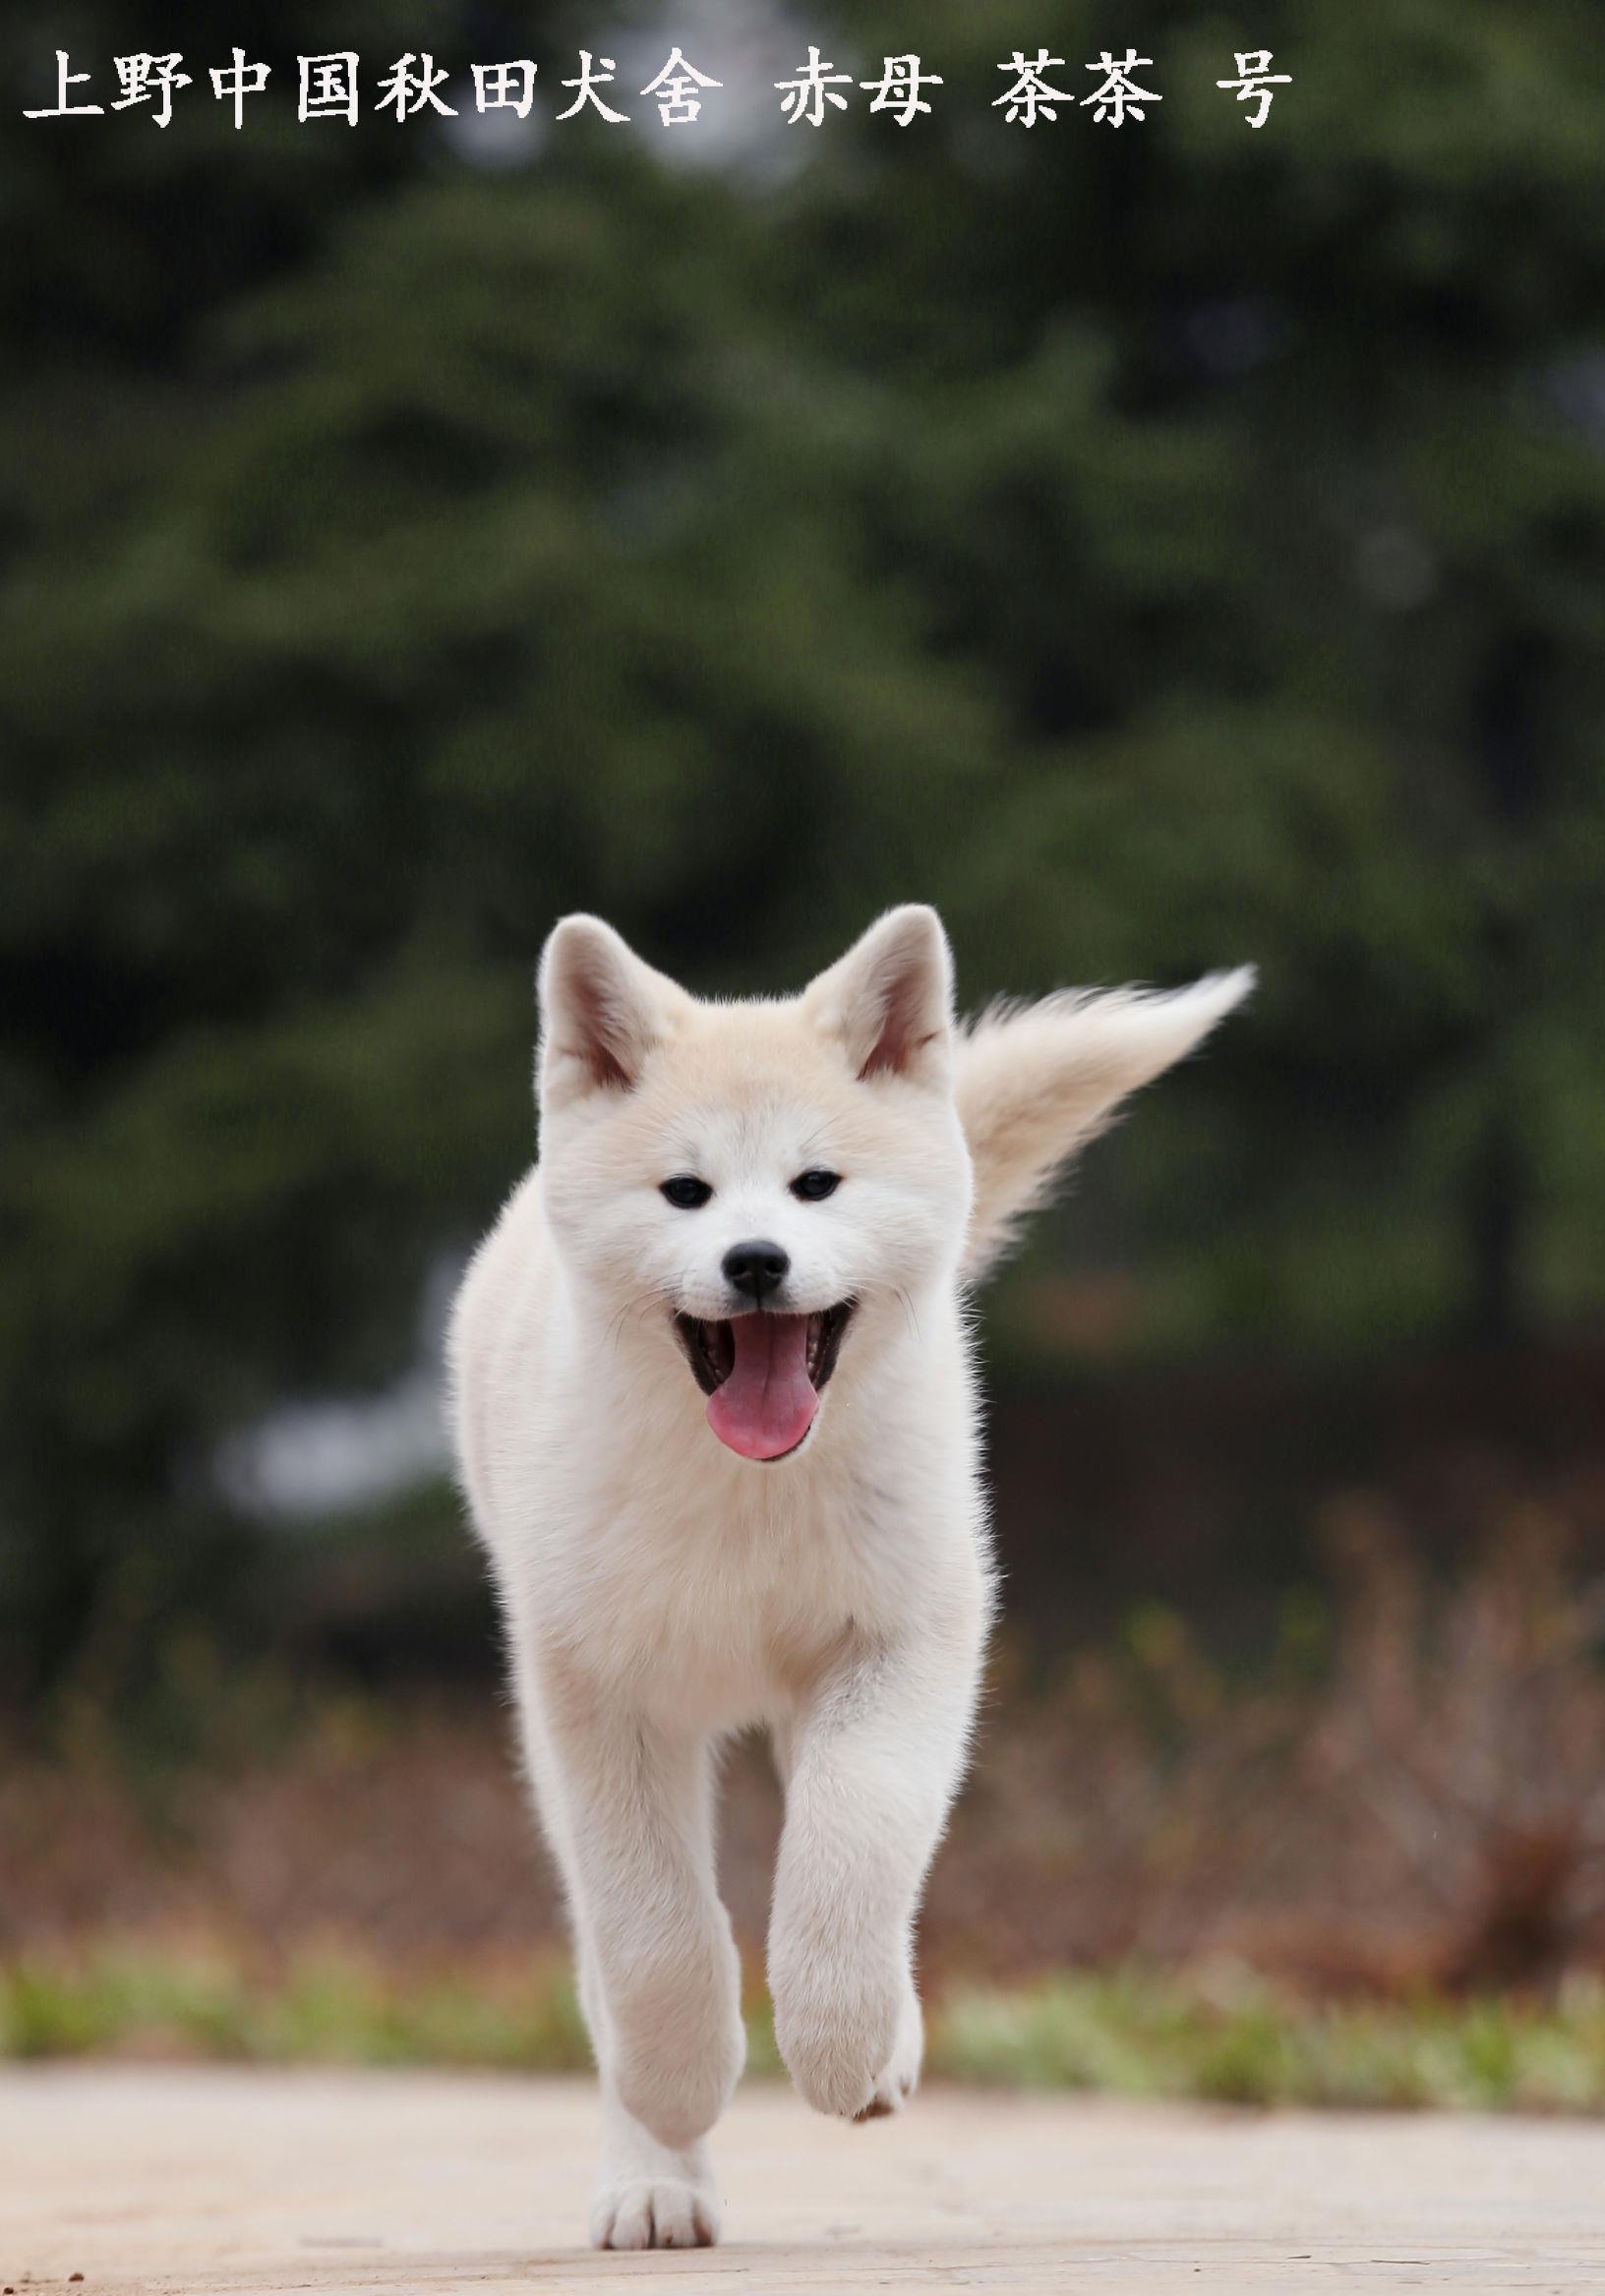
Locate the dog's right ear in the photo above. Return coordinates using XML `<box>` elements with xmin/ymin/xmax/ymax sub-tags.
<box><xmin>803</xmin><ymin>905</ymin><xmax>955</xmax><ymax>1089</ymax></box>
<box><xmin>538</xmin><ymin>915</ymin><xmax>689</xmax><ymax>1109</ymax></box>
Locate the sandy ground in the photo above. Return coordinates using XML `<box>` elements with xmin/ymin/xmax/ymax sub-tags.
<box><xmin>0</xmin><ymin>2068</ymin><xmax>1601</xmax><ymax>2295</ymax></box>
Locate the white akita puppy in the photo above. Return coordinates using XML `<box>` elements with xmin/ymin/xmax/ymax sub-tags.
<box><xmin>448</xmin><ymin>907</ymin><xmax>1250</xmax><ymax>2249</ymax></box>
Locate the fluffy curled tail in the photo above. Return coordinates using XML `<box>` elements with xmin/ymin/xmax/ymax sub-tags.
<box><xmin>954</xmin><ymin>967</ymin><xmax>1255</xmax><ymax>1281</ymax></box>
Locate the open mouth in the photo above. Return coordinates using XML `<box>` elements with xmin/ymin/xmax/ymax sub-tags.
<box><xmin>674</xmin><ymin>1303</ymin><xmax>856</xmax><ymax>1463</ymax></box>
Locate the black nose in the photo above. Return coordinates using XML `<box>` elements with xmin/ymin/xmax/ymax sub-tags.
<box><xmin>722</xmin><ymin>1239</ymin><xmax>791</xmax><ymax>1304</ymax></box>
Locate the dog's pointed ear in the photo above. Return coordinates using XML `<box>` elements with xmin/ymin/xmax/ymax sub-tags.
<box><xmin>804</xmin><ymin>905</ymin><xmax>955</xmax><ymax>1088</ymax></box>
<box><xmin>538</xmin><ymin>915</ymin><xmax>689</xmax><ymax>1108</ymax></box>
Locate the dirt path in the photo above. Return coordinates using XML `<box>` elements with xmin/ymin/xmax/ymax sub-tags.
<box><xmin>1</xmin><ymin>2066</ymin><xmax>1600</xmax><ymax>2294</ymax></box>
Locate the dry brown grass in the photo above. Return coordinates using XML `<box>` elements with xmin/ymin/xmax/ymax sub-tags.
<box><xmin>4</xmin><ymin>1508</ymin><xmax>1604</xmax><ymax>2003</ymax></box>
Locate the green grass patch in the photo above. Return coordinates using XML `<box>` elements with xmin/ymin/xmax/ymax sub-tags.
<box><xmin>4</xmin><ymin>1947</ymin><xmax>1605</xmax><ymax>2113</ymax></box>
<box><xmin>931</xmin><ymin>1969</ymin><xmax>1605</xmax><ymax>2113</ymax></box>
<box><xmin>0</xmin><ymin>1944</ymin><xmax>591</xmax><ymax>2073</ymax></box>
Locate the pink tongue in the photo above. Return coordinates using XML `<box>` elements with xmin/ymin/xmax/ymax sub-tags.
<box><xmin>706</xmin><ymin>1313</ymin><xmax>818</xmax><ymax>1461</ymax></box>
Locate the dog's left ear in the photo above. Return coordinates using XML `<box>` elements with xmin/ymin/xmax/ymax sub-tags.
<box><xmin>804</xmin><ymin>905</ymin><xmax>955</xmax><ymax>1088</ymax></box>
<box><xmin>538</xmin><ymin>915</ymin><xmax>691</xmax><ymax>1109</ymax></box>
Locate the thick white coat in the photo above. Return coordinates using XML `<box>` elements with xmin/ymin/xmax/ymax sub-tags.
<box><xmin>448</xmin><ymin>906</ymin><xmax>1250</xmax><ymax>2249</ymax></box>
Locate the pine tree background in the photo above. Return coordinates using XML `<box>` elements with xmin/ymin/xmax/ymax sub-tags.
<box><xmin>3</xmin><ymin>2</ymin><xmax>1604</xmax><ymax>1723</ymax></box>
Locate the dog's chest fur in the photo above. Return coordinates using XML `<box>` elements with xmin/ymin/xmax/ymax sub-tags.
<box><xmin>454</xmin><ymin>1178</ymin><xmax>986</xmax><ymax>1733</ymax></box>
<box><xmin>505</xmin><ymin>1384</ymin><xmax>981</xmax><ymax>1733</ymax></box>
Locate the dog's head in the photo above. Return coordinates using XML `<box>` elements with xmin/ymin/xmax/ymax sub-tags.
<box><xmin>536</xmin><ymin>907</ymin><xmax>971</xmax><ymax>1464</ymax></box>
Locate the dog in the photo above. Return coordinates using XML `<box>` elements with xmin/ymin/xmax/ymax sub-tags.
<box><xmin>447</xmin><ymin>906</ymin><xmax>1251</xmax><ymax>2249</ymax></box>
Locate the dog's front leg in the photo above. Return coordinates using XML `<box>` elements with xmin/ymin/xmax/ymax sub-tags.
<box><xmin>768</xmin><ymin>1612</ymin><xmax>983</xmax><ymax>2121</ymax></box>
<box><xmin>518</xmin><ymin>1653</ymin><xmax>743</xmax><ymax>2246</ymax></box>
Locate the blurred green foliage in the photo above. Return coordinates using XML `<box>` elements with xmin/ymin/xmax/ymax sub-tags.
<box><xmin>3</xmin><ymin>2</ymin><xmax>1604</xmax><ymax>1705</ymax></box>
<box><xmin>0</xmin><ymin>1940</ymin><xmax>591</xmax><ymax>2070</ymax></box>
<box><xmin>936</xmin><ymin>1967</ymin><xmax>1605</xmax><ymax>2112</ymax></box>
<box><xmin>8</xmin><ymin>1941</ymin><xmax>1605</xmax><ymax>2112</ymax></box>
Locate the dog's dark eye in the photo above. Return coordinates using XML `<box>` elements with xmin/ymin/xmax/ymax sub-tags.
<box><xmin>660</xmin><ymin>1176</ymin><xmax>713</xmax><ymax>1210</ymax></box>
<box><xmin>791</xmin><ymin>1168</ymin><xmax>841</xmax><ymax>1203</ymax></box>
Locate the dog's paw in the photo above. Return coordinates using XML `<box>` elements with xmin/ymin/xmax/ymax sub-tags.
<box><xmin>772</xmin><ymin>1951</ymin><xmax>908</xmax><ymax>2122</ymax></box>
<box><xmin>589</xmin><ymin>2174</ymin><xmax>720</xmax><ymax>2251</ymax></box>
<box><xmin>855</xmin><ymin>1976</ymin><xmax>923</xmax><ymax>2121</ymax></box>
